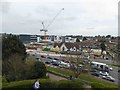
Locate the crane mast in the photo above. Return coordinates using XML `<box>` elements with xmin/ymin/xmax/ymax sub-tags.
<box><xmin>40</xmin><ymin>8</ymin><xmax>64</xmax><ymax>48</ymax></box>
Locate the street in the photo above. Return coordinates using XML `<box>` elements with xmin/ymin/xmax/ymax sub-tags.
<box><xmin>93</xmin><ymin>59</ymin><xmax>120</xmax><ymax>85</ymax></box>
<box><xmin>30</xmin><ymin>51</ymin><xmax>120</xmax><ymax>85</ymax></box>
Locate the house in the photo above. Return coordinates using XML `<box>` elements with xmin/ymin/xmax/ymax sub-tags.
<box><xmin>51</xmin><ymin>43</ymin><xmax>63</xmax><ymax>52</ymax></box>
<box><xmin>52</xmin><ymin>42</ymin><xmax>81</xmax><ymax>52</ymax></box>
<box><xmin>60</xmin><ymin>42</ymin><xmax>81</xmax><ymax>52</ymax></box>
<box><xmin>52</xmin><ymin>39</ymin><xmax>101</xmax><ymax>52</ymax></box>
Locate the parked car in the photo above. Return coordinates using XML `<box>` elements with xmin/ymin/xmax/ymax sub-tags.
<box><xmin>109</xmin><ymin>67</ymin><xmax>113</xmax><ymax>71</ymax></box>
<box><xmin>52</xmin><ymin>62</ymin><xmax>59</xmax><ymax>66</ymax></box>
<box><xmin>78</xmin><ymin>64</ymin><xmax>84</xmax><ymax>67</ymax></box>
<box><xmin>45</xmin><ymin>61</ymin><xmax>51</xmax><ymax>64</ymax></box>
<box><xmin>41</xmin><ymin>55</ymin><xmax>46</xmax><ymax>58</ymax></box>
<box><xmin>118</xmin><ymin>69</ymin><xmax>120</xmax><ymax>73</ymax></box>
<box><xmin>102</xmin><ymin>75</ymin><xmax>115</xmax><ymax>82</ymax></box>
<box><xmin>54</xmin><ymin>58</ymin><xmax>59</xmax><ymax>60</ymax></box>
<box><xmin>47</xmin><ymin>57</ymin><xmax>53</xmax><ymax>59</ymax></box>
<box><xmin>99</xmin><ymin>71</ymin><xmax>109</xmax><ymax>76</ymax></box>
<box><xmin>91</xmin><ymin>72</ymin><xmax>100</xmax><ymax>77</ymax></box>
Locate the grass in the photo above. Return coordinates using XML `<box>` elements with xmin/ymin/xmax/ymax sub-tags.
<box><xmin>112</xmin><ymin>64</ymin><xmax>120</xmax><ymax>67</ymax></box>
<box><xmin>47</xmin><ymin>66</ymin><xmax>120</xmax><ymax>89</ymax></box>
<box><xmin>79</xmin><ymin>74</ymin><xmax>119</xmax><ymax>88</ymax></box>
<box><xmin>46</xmin><ymin>66</ymin><xmax>74</xmax><ymax>76</ymax></box>
<box><xmin>2</xmin><ymin>65</ymin><xmax>119</xmax><ymax>89</ymax></box>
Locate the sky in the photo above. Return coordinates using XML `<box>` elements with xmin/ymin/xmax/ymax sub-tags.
<box><xmin>0</xmin><ymin>0</ymin><xmax>119</xmax><ymax>36</ymax></box>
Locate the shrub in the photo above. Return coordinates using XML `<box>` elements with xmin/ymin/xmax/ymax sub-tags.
<box><xmin>29</xmin><ymin>61</ymin><xmax>47</xmax><ymax>79</ymax></box>
<box><xmin>57</xmin><ymin>80</ymin><xmax>84</xmax><ymax>88</ymax></box>
<box><xmin>2</xmin><ymin>54</ymin><xmax>27</xmax><ymax>82</ymax></box>
<box><xmin>2</xmin><ymin>79</ymin><xmax>84</xmax><ymax>90</ymax></box>
<box><xmin>43</xmin><ymin>48</ymin><xmax>50</xmax><ymax>51</ymax></box>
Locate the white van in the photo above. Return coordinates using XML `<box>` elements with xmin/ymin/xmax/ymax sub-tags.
<box><xmin>91</xmin><ymin>61</ymin><xmax>111</xmax><ymax>72</ymax></box>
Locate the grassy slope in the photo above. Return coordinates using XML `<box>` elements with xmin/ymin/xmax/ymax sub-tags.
<box><xmin>2</xmin><ymin>66</ymin><xmax>120</xmax><ymax>89</ymax></box>
<box><xmin>47</xmin><ymin>66</ymin><xmax>119</xmax><ymax>89</ymax></box>
<box><xmin>112</xmin><ymin>64</ymin><xmax>120</xmax><ymax>67</ymax></box>
<box><xmin>47</xmin><ymin>66</ymin><xmax>74</xmax><ymax>76</ymax></box>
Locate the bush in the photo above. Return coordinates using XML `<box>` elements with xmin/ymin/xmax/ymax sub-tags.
<box><xmin>43</xmin><ymin>48</ymin><xmax>50</xmax><ymax>51</ymax></box>
<box><xmin>3</xmin><ymin>56</ymin><xmax>47</xmax><ymax>82</ymax></box>
<box><xmin>58</xmin><ymin>80</ymin><xmax>84</xmax><ymax>88</ymax></box>
<box><xmin>2</xmin><ymin>54</ymin><xmax>27</xmax><ymax>82</ymax></box>
<box><xmin>2</xmin><ymin>79</ymin><xmax>84</xmax><ymax>90</ymax></box>
<box><xmin>2</xmin><ymin>80</ymin><xmax>34</xmax><ymax>90</ymax></box>
<box><xmin>40</xmin><ymin>80</ymin><xmax>58</xmax><ymax>88</ymax></box>
<box><xmin>28</xmin><ymin>61</ymin><xmax>47</xmax><ymax>79</ymax></box>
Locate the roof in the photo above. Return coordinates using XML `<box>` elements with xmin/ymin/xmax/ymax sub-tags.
<box><xmin>64</xmin><ymin>42</ymin><xmax>81</xmax><ymax>49</ymax></box>
<box><xmin>53</xmin><ymin>40</ymin><xmax>100</xmax><ymax>49</ymax></box>
<box><xmin>53</xmin><ymin>43</ymin><xmax>63</xmax><ymax>48</ymax></box>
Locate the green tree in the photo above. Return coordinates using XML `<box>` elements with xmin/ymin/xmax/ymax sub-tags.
<box><xmin>82</xmin><ymin>37</ymin><xmax>87</xmax><ymax>41</ymax></box>
<box><xmin>2</xmin><ymin>34</ymin><xmax>26</xmax><ymax>61</ymax></box>
<box><xmin>100</xmin><ymin>42</ymin><xmax>106</xmax><ymax>54</ymax></box>
<box><xmin>76</xmin><ymin>38</ymin><xmax>80</xmax><ymax>42</ymax></box>
<box><xmin>2</xmin><ymin>34</ymin><xmax>27</xmax><ymax>81</ymax></box>
<box><xmin>31</xmin><ymin>61</ymin><xmax>47</xmax><ymax>79</ymax></box>
<box><xmin>2</xmin><ymin>54</ymin><xmax>26</xmax><ymax>81</ymax></box>
<box><xmin>106</xmin><ymin>35</ymin><xmax>111</xmax><ymax>38</ymax></box>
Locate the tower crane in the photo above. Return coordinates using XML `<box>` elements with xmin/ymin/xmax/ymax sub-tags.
<box><xmin>40</xmin><ymin>8</ymin><xmax>64</xmax><ymax>48</ymax></box>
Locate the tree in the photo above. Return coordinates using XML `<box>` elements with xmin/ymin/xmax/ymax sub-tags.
<box><xmin>68</xmin><ymin>55</ymin><xmax>90</xmax><ymax>78</ymax></box>
<box><xmin>82</xmin><ymin>37</ymin><xmax>87</xmax><ymax>41</ymax></box>
<box><xmin>2</xmin><ymin>54</ymin><xmax>26</xmax><ymax>81</ymax></box>
<box><xmin>30</xmin><ymin>61</ymin><xmax>47</xmax><ymax>79</ymax></box>
<box><xmin>106</xmin><ymin>35</ymin><xmax>111</xmax><ymax>38</ymax></box>
<box><xmin>3</xmin><ymin>55</ymin><xmax>47</xmax><ymax>81</ymax></box>
<box><xmin>76</xmin><ymin>38</ymin><xmax>80</xmax><ymax>42</ymax></box>
<box><xmin>2</xmin><ymin>34</ymin><xmax>26</xmax><ymax>61</ymax></box>
<box><xmin>100</xmin><ymin>42</ymin><xmax>106</xmax><ymax>54</ymax></box>
<box><xmin>2</xmin><ymin>34</ymin><xmax>27</xmax><ymax>81</ymax></box>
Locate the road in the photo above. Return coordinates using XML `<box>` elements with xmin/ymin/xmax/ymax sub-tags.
<box><xmin>29</xmin><ymin>51</ymin><xmax>120</xmax><ymax>85</ymax></box>
<box><xmin>91</xmin><ymin>59</ymin><xmax>116</xmax><ymax>65</ymax></box>
<box><xmin>93</xmin><ymin>59</ymin><xmax>120</xmax><ymax>85</ymax></box>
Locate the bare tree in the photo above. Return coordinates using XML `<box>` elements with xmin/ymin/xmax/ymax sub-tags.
<box><xmin>66</xmin><ymin>54</ymin><xmax>91</xmax><ymax>78</ymax></box>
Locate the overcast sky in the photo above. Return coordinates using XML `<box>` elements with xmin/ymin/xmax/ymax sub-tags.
<box><xmin>0</xmin><ymin>0</ymin><xmax>119</xmax><ymax>36</ymax></box>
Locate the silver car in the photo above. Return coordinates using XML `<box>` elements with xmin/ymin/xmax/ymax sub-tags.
<box><xmin>102</xmin><ymin>75</ymin><xmax>115</xmax><ymax>82</ymax></box>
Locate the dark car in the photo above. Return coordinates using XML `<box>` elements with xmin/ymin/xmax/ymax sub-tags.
<box><xmin>41</xmin><ymin>55</ymin><xmax>46</xmax><ymax>58</ymax></box>
<box><xmin>47</xmin><ymin>57</ymin><xmax>53</xmax><ymax>59</ymax></box>
<box><xmin>45</xmin><ymin>61</ymin><xmax>51</xmax><ymax>64</ymax></box>
<box><xmin>91</xmin><ymin>72</ymin><xmax>100</xmax><ymax>77</ymax></box>
<box><xmin>52</xmin><ymin>62</ymin><xmax>59</xmax><ymax>66</ymax></box>
<box><xmin>118</xmin><ymin>69</ymin><xmax>120</xmax><ymax>73</ymax></box>
<box><xmin>54</xmin><ymin>58</ymin><xmax>59</xmax><ymax>60</ymax></box>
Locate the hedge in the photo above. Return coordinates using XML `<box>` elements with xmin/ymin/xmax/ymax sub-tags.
<box><xmin>2</xmin><ymin>79</ymin><xmax>84</xmax><ymax>90</ymax></box>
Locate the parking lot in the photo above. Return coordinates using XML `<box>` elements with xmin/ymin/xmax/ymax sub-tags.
<box><xmin>28</xmin><ymin>51</ymin><xmax>119</xmax><ymax>85</ymax></box>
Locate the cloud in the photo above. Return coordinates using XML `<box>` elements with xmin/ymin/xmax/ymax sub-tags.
<box><xmin>1</xmin><ymin>0</ymin><xmax>119</xmax><ymax>36</ymax></box>
<box><xmin>0</xmin><ymin>0</ymin><xmax>11</xmax><ymax>13</ymax></box>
